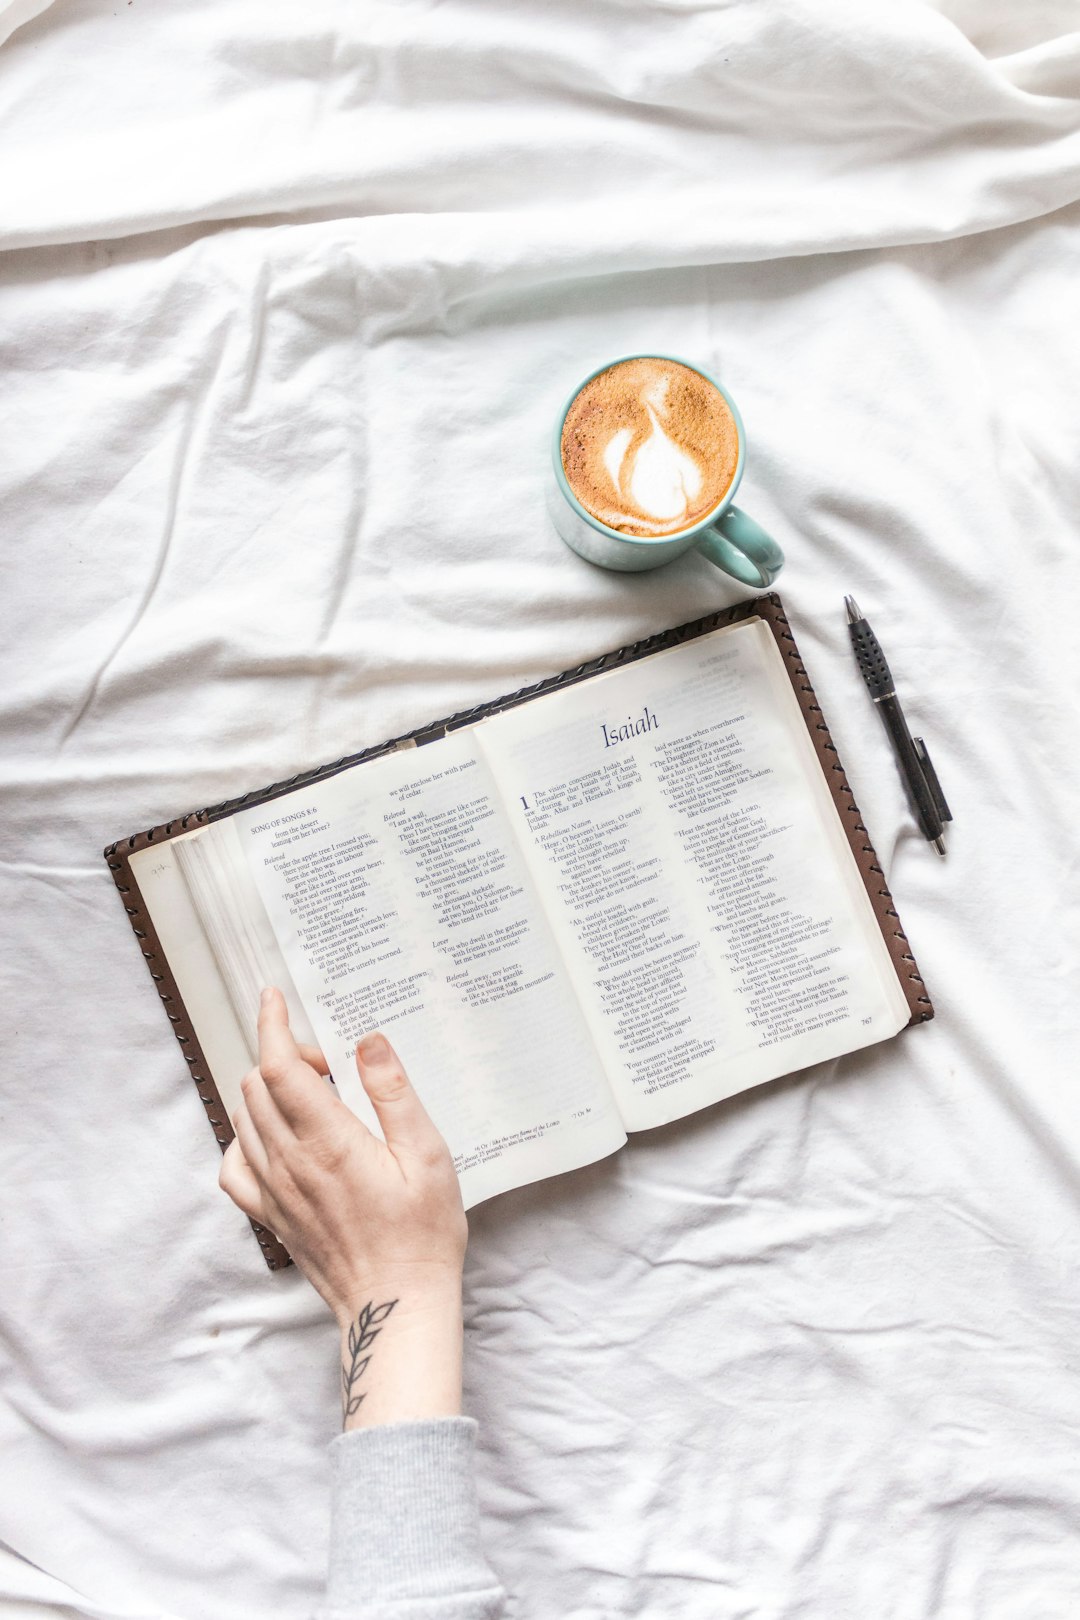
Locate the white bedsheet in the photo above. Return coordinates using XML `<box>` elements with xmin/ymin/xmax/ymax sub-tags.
<box><xmin>2</xmin><ymin>2</ymin><xmax>1079</xmax><ymax>1616</ymax></box>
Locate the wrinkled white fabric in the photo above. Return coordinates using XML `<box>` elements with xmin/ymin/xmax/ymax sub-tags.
<box><xmin>0</xmin><ymin>0</ymin><xmax>51</xmax><ymax>51</ymax></box>
<box><xmin>2</xmin><ymin>2</ymin><xmax>1079</xmax><ymax>1617</ymax></box>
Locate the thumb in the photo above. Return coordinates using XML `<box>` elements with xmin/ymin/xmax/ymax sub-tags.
<box><xmin>218</xmin><ymin>1137</ymin><xmax>268</xmax><ymax>1224</ymax></box>
<box><xmin>355</xmin><ymin>1033</ymin><xmax>448</xmax><ymax>1164</ymax></box>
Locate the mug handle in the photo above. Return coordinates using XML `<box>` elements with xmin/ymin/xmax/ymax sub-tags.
<box><xmin>694</xmin><ymin>505</ymin><xmax>784</xmax><ymax>588</ymax></box>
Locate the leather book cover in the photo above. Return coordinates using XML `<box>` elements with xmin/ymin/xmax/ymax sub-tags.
<box><xmin>104</xmin><ymin>594</ymin><xmax>933</xmax><ymax>1271</ymax></box>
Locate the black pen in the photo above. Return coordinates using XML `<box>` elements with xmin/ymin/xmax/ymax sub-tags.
<box><xmin>844</xmin><ymin>596</ymin><xmax>952</xmax><ymax>856</ymax></box>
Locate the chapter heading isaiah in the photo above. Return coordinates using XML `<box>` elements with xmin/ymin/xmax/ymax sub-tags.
<box><xmin>601</xmin><ymin>705</ymin><xmax>659</xmax><ymax>748</ymax></box>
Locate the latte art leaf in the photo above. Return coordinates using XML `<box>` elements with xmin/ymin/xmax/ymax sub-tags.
<box><xmin>602</xmin><ymin>426</ymin><xmax>634</xmax><ymax>495</ymax></box>
<box><xmin>625</xmin><ymin>406</ymin><xmax>704</xmax><ymax>521</ymax></box>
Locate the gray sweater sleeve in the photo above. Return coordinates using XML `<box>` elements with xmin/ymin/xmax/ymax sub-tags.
<box><xmin>316</xmin><ymin>1417</ymin><xmax>507</xmax><ymax>1620</ymax></box>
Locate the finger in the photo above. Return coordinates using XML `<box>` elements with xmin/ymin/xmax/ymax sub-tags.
<box><xmin>232</xmin><ymin>1097</ymin><xmax>270</xmax><ymax>1180</ymax></box>
<box><xmin>257</xmin><ymin>987</ymin><xmax>324</xmax><ymax>1128</ymax></box>
<box><xmin>241</xmin><ymin>1064</ymin><xmax>290</xmax><ymax>1147</ymax></box>
<box><xmin>297</xmin><ymin>1043</ymin><xmax>331</xmax><ymax>1076</ymax></box>
<box><xmin>218</xmin><ymin>1138</ymin><xmax>268</xmax><ymax>1223</ymax></box>
<box><xmin>355</xmin><ymin>1032</ymin><xmax>448</xmax><ymax>1164</ymax></box>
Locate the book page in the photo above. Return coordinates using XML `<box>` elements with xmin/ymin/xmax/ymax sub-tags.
<box><xmin>229</xmin><ymin>732</ymin><xmax>626</xmax><ymax>1207</ymax></box>
<box><xmin>478</xmin><ymin>619</ymin><xmax>910</xmax><ymax>1132</ymax></box>
<box><xmin>128</xmin><ymin>837</ymin><xmax>257</xmax><ymax>1123</ymax></box>
<box><xmin>174</xmin><ymin>820</ymin><xmax>319</xmax><ymax>1057</ymax></box>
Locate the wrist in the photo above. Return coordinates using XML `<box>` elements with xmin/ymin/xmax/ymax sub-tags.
<box><xmin>331</xmin><ymin>1262</ymin><xmax>463</xmax><ymax>1336</ymax></box>
<box><xmin>335</xmin><ymin>1274</ymin><xmax>463</xmax><ymax>1432</ymax></box>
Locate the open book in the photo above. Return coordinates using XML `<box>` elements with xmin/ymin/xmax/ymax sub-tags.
<box><xmin>106</xmin><ymin>598</ymin><xmax>931</xmax><ymax>1267</ymax></box>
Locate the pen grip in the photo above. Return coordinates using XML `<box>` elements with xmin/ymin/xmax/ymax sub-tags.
<box><xmin>849</xmin><ymin>618</ymin><xmax>893</xmax><ymax>700</ymax></box>
<box><xmin>877</xmin><ymin>696</ymin><xmax>943</xmax><ymax>840</ymax></box>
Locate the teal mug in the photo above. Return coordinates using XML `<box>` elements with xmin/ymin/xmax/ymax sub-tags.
<box><xmin>548</xmin><ymin>353</ymin><xmax>783</xmax><ymax>587</ymax></box>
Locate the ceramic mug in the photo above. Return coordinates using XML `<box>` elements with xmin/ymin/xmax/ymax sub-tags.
<box><xmin>548</xmin><ymin>353</ymin><xmax>783</xmax><ymax>587</ymax></box>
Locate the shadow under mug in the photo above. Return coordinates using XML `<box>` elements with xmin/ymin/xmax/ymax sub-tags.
<box><xmin>548</xmin><ymin>353</ymin><xmax>783</xmax><ymax>588</ymax></box>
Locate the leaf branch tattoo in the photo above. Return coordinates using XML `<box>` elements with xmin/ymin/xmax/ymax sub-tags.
<box><xmin>341</xmin><ymin>1298</ymin><xmax>397</xmax><ymax>1420</ymax></box>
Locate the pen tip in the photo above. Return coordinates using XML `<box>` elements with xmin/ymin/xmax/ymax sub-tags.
<box><xmin>844</xmin><ymin>595</ymin><xmax>863</xmax><ymax>625</ymax></box>
<box><xmin>932</xmin><ymin>835</ymin><xmax>947</xmax><ymax>856</ymax></box>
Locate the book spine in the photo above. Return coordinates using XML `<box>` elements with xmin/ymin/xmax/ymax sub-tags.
<box><xmin>755</xmin><ymin>597</ymin><xmax>933</xmax><ymax>1025</ymax></box>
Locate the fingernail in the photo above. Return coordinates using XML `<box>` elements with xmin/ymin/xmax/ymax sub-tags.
<box><xmin>357</xmin><ymin>1032</ymin><xmax>388</xmax><ymax>1062</ymax></box>
<box><xmin>260</xmin><ymin>988</ymin><xmax>273</xmax><ymax>1007</ymax></box>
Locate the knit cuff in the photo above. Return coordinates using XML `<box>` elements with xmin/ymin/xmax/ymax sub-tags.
<box><xmin>321</xmin><ymin>1417</ymin><xmax>502</xmax><ymax>1611</ymax></box>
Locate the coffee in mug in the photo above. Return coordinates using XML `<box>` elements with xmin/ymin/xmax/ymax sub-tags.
<box><xmin>560</xmin><ymin>357</ymin><xmax>740</xmax><ymax>538</ymax></box>
<box><xmin>549</xmin><ymin>352</ymin><xmax>784</xmax><ymax>586</ymax></box>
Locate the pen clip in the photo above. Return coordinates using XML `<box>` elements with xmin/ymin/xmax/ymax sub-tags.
<box><xmin>912</xmin><ymin>738</ymin><xmax>952</xmax><ymax>824</ymax></box>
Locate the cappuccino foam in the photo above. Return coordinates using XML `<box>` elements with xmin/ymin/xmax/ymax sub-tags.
<box><xmin>560</xmin><ymin>358</ymin><xmax>739</xmax><ymax>537</ymax></box>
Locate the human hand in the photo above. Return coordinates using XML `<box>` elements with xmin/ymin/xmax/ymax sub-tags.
<box><xmin>219</xmin><ymin>988</ymin><xmax>467</xmax><ymax>1426</ymax></box>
